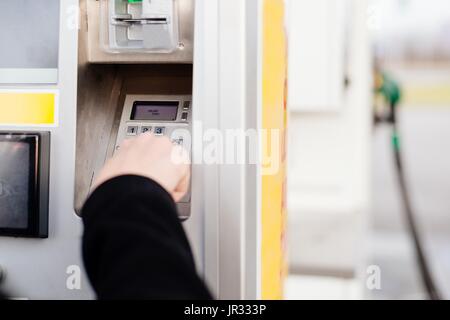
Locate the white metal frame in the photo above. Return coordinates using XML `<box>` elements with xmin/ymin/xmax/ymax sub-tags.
<box><xmin>192</xmin><ymin>0</ymin><xmax>262</xmax><ymax>299</ymax></box>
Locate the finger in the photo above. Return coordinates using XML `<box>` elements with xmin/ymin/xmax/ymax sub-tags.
<box><xmin>172</xmin><ymin>168</ymin><xmax>190</xmax><ymax>202</ymax></box>
<box><xmin>170</xmin><ymin>144</ymin><xmax>190</xmax><ymax>167</ymax></box>
<box><xmin>135</xmin><ymin>131</ymin><xmax>155</xmax><ymax>145</ymax></box>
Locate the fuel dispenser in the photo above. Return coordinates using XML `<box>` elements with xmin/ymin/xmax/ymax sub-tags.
<box><xmin>0</xmin><ymin>0</ymin><xmax>288</xmax><ymax>300</ymax></box>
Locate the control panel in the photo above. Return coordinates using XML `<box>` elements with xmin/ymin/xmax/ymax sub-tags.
<box><xmin>114</xmin><ymin>94</ymin><xmax>192</xmax><ymax>219</ymax></box>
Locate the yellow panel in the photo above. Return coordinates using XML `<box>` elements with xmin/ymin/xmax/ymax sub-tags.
<box><xmin>261</xmin><ymin>0</ymin><xmax>288</xmax><ymax>300</ymax></box>
<box><xmin>0</xmin><ymin>92</ymin><xmax>56</xmax><ymax>125</ymax></box>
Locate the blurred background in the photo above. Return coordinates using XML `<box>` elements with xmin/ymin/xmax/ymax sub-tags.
<box><xmin>285</xmin><ymin>0</ymin><xmax>450</xmax><ymax>299</ymax></box>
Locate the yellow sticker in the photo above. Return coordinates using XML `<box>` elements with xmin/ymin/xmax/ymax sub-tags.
<box><xmin>0</xmin><ymin>91</ymin><xmax>57</xmax><ymax>126</ymax></box>
<box><xmin>261</xmin><ymin>0</ymin><xmax>288</xmax><ymax>300</ymax></box>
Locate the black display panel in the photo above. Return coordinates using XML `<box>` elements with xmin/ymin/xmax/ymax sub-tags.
<box><xmin>0</xmin><ymin>132</ymin><xmax>50</xmax><ymax>238</ymax></box>
<box><xmin>131</xmin><ymin>101</ymin><xmax>179</xmax><ymax>121</ymax></box>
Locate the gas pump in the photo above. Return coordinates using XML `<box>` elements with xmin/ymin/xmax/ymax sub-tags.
<box><xmin>0</xmin><ymin>0</ymin><xmax>287</xmax><ymax>300</ymax></box>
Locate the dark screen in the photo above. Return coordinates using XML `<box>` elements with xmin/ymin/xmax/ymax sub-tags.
<box><xmin>0</xmin><ymin>141</ymin><xmax>31</xmax><ymax>229</ymax></box>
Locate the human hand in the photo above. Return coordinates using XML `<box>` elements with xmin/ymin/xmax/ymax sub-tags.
<box><xmin>92</xmin><ymin>133</ymin><xmax>190</xmax><ymax>202</ymax></box>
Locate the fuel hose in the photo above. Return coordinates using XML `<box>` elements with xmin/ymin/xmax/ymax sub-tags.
<box><xmin>376</xmin><ymin>73</ymin><xmax>442</xmax><ymax>300</ymax></box>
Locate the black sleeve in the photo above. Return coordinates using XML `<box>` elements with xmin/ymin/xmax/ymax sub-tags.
<box><xmin>81</xmin><ymin>175</ymin><xmax>212</xmax><ymax>300</ymax></box>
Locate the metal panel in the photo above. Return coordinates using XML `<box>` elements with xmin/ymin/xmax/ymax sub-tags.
<box><xmin>287</xmin><ymin>0</ymin><xmax>348</xmax><ymax>112</ymax></box>
<box><xmin>194</xmin><ymin>0</ymin><xmax>261</xmax><ymax>299</ymax></box>
<box><xmin>217</xmin><ymin>0</ymin><xmax>247</xmax><ymax>299</ymax></box>
<box><xmin>192</xmin><ymin>0</ymin><xmax>220</xmax><ymax>296</ymax></box>
<box><xmin>244</xmin><ymin>0</ymin><xmax>263</xmax><ymax>300</ymax></box>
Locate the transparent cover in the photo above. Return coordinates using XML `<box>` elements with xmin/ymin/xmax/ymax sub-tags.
<box><xmin>99</xmin><ymin>0</ymin><xmax>180</xmax><ymax>54</ymax></box>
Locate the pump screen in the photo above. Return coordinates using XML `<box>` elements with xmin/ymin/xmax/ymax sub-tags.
<box><xmin>131</xmin><ymin>101</ymin><xmax>179</xmax><ymax>121</ymax></box>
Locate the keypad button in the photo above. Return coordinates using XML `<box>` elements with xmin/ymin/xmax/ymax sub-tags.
<box><xmin>154</xmin><ymin>127</ymin><xmax>165</xmax><ymax>135</ymax></box>
<box><xmin>172</xmin><ymin>138</ymin><xmax>184</xmax><ymax>146</ymax></box>
<box><xmin>183</xmin><ymin>101</ymin><xmax>191</xmax><ymax>110</ymax></box>
<box><xmin>181</xmin><ymin>112</ymin><xmax>189</xmax><ymax>121</ymax></box>
<box><xmin>141</xmin><ymin>126</ymin><xmax>152</xmax><ymax>133</ymax></box>
<box><xmin>127</xmin><ymin>126</ymin><xmax>138</xmax><ymax>135</ymax></box>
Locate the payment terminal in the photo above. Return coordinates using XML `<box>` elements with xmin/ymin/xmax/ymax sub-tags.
<box><xmin>114</xmin><ymin>94</ymin><xmax>192</xmax><ymax>219</ymax></box>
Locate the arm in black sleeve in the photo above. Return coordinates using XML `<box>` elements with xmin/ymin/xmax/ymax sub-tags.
<box><xmin>81</xmin><ymin>175</ymin><xmax>212</xmax><ymax>300</ymax></box>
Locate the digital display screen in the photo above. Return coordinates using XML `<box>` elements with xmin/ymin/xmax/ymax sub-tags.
<box><xmin>0</xmin><ymin>140</ymin><xmax>32</xmax><ymax>230</ymax></box>
<box><xmin>131</xmin><ymin>101</ymin><xmax>179</xmax><ymax>121</ymax></box>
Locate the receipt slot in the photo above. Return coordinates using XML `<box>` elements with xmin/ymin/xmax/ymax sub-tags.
<box><xmin>115</xmin><ymin>95</ymin><xmax>192</xmax><ymax>219</ymax></box>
